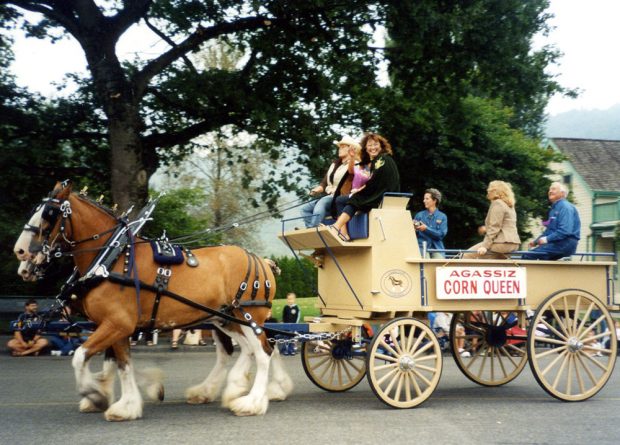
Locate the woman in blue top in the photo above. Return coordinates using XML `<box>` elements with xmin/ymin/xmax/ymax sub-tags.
<box><xmin>413</xmin><ymin>188</ymin><xmax>448</xmax><ymax>258</ymax></box>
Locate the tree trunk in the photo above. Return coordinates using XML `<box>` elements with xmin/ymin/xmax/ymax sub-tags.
<box><xmin>109</xmin><ymin>113</ymin><xmax>149</xmax><ymax>214</ymax></box>
<box><xmin>82</xmin><ymin>39</ymin><xmax>151</xmax><ymax>215</ymax></box>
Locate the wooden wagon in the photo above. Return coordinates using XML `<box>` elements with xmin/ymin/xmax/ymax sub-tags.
<box><xmin>279</xmin><ymin>194</ymin><xmax>618</xmax><ymax>408</ymax></box>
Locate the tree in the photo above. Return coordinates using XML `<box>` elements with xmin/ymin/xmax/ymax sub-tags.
<box><xmin>370</xmin><ymin>0</ymin><xmax>568</xmax><ymax>247</ymax></box>
<box><xmin>155</xmin><ymin>127</ymin><xmax>270</xmax><ymax>251</ymax></box>
<box><xmin>0</xmin><ymin>0</ymin><xmax>382</xmax><ymax>212</ymax></box>
<box><xmin>270</xmin><ymin>255</ymin><xmax>317</xmax><ymax>299</ymax></box>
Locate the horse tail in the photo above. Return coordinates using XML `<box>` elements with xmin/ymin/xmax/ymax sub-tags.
<box><xmin>263</xmin><ymin>258</ymin><xmax>281</xmax><ymax>276</ymax></box>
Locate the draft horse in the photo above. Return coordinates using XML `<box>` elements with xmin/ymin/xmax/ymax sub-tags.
<box><xmin>13</xmin><ymin>181</ymin><xmax>292</xmax><ymax>421</ymax></box>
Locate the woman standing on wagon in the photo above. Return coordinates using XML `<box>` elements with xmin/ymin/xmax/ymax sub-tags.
<box><xmin>463</xmin><ymin>180</ymin><xmax>520</xmax><ymax>259</ymax></box>
<box><xmin>330</xmin><ymin>132</ymin><xmax>400</xmax><ymax>241</ymax></box>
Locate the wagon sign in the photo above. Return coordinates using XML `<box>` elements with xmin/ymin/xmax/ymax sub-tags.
<box><xmin>436</xmin><ymin>267</ymin><xmax>526</xmax><ymax>300</ymax></box>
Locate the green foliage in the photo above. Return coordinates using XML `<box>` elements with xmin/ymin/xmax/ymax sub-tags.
<box><xmin>270</xmin><ymin>255</ymin><xmax>318</xmax><ymax>300</ymax></box>
<box><xmin>142</xmin><ymin>188</ymin><xmax>219</xmax><ymax>245</ymax></box>
<box><xmin>371</xmin><ymin>0</ymin><xmax>566</xmax><ymax>247</ymax></box>
<box><xmin>0</xmin><ymin>0</ymin><xmax>575</xmax><ymax>292</ymax></box>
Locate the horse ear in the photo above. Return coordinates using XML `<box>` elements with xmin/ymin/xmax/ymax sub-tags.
<box><xmin>52</xmin><ymin>179</ymin><xmax>73</xmax><ymax>199</ymax></box>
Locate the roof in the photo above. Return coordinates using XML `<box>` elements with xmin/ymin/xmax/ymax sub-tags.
<box><xmin>549</xmin><ymin>138</ymin><xmax>620</xmax><ymax>191</ymax></box>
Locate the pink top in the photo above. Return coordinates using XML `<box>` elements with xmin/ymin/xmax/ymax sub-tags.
<box><xmin>352</xmin><ymin>164</ymin><xmax>371</xmax><ymax>190</ymax></box>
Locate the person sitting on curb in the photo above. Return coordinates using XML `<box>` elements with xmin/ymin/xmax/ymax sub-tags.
<box><xmin>7</xmin><ymin>299</ymin><xmax>49</xmax><ymax>357</ymax></box>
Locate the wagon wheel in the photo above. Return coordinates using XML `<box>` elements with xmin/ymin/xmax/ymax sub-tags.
<box><xmin>450</xmin><ymin>311</ymin><xmax>528</xmax><ymax>387</ymax></box>
<box><xmin>301</xmin><ymin>338</ymin><xmax>366</xmax><ymax>392</ymax></box>
<box><xmin>527</xmin><ymin>289</ymin><xmax>617</xmax><ymax>401</ymax></box>
<box><xmin>367</xmin><ymin>317</ymin><xmax>442</xmax><ymax>408</ymax></box>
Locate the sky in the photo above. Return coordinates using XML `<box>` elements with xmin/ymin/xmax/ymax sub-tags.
<box><xmin>9</xmin><ymin>0</ymin><xmax>620</xmax><ymax>117</ymax></box>
<box><xmin>536</xmin><ymin>0</ymin><xmax>620</xmax><ymax>115</ymax></box>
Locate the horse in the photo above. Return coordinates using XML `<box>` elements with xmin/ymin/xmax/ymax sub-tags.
<box><xmin>13</xmin><ymin>181</ymin><xmax>293</xmax><ymax>421</ymax></box>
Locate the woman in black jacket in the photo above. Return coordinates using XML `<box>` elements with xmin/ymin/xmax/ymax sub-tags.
<box><xmin>329</xmin><ymin>132</ymin><xmax>400</xmax><ymax>240</ymax></box>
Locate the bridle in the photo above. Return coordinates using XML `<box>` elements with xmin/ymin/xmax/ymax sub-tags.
<box><xmin>31</xmin><ymin>189</ymin><xmax>124</xmax><ymax>265</ymax></box>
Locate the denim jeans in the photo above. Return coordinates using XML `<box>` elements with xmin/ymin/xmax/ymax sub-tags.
<box><xmin>300</xmin><ymin>195</ymin><xmax>334</xmax><ymax>227</ymax></box>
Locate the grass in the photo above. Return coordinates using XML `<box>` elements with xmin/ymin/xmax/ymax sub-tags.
<box><xmin>271</xmin><ymin>297</ymin><xmax>320</xmax><ymax>322</ymax></box>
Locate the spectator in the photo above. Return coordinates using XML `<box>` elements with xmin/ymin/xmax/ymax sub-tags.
<box><xmin>463</xmin><ymin>180</ymin><xmax>520</xmax><ymax>259</ymax></box>
<box><xmin>130</xmin><ymin>329</ymin><xmax>156</xmax><ymax>346</ymax></box>
<box><xmin>7</xmin><ymin>299</ymin><xmax>49</xmax><ymax>357</ymax></box>
<box><xmin>522</xmin><ymin>182</ymin><xmax>581</xmax><ymax>260</ymax></box>
<box><xmin>585</xmin><ymin>330</ymin><xmax>603</xmax><ymax>357</ymax></box>
<box><xmin>413</xmin><ymin>188</ymin><xmax>448</xmax><ymax>258</ymax></box>
<box><xmin>329</xmin><ymin>132</ymin><xmax>400</xmax><ymax>241</ymax></box>
<box><xmin>604</xmin><ymin>319</ymin><xmax>620</xmax><ymax>350</ymax></box>
<box><xmin>280</xmin><ymin>292</ymin><xmax>301</xmax><ymax>356</ymax></box>
<box><xmin>48</xmin><ymin>307</ymin><xmax>85</xmax><ymax>356</ymax></box>
<box><xmin>299</xmin><ymin>136</ymin><xmax>356</xmax><ymax>228</ymax></box>
<box><xmin>171</xmin><ymin>328</ymin><xmax>183</xmax><ymax>349</ymax></box>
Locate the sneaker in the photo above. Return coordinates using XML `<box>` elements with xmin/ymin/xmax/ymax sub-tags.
<box><xmin>458</xmin><ymin>348</ymin><xmax>471</xmax><ymax>358</ymax></box>
<box><xmin>50</xmin><ymin>350</ymin><xmax>62</xmax><ymax>356</ymax></box>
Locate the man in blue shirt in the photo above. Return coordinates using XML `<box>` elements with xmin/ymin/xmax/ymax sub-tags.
<box><xmin>7</xmin><ymin>299</ymin><xmax>49</xmax><ymax>356</ymax></box>
<box><xmin>413</xmin><ymin>188</ymin><xmax>448</xmax><ymax>259</ymax></box>
<box><xmin>522</xmin><ymin>182</ymin><xmax>581</xmax><ymax>260</ymax></box>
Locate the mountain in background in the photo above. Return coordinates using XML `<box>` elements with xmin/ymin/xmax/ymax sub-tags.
<box><xmin>545</xmin><ymin>104</ymin><xmax>620</xmax><ymax>140</ymax></box>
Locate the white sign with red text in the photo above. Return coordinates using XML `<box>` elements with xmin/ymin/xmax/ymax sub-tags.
<box><xmin>436</xmin><ymin>267</ymin><xmax>526</xmax><ymax>300</ymax></box>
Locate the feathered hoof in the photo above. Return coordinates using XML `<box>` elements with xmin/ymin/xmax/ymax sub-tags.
<box><xmin>79</xmin><ymin>397</ymin><xmax>105</xmax><ymax>413</ymax></box>
<box><xmin>185</xmin><ymin>384</ymin><xmax>217</xmax><ymax>404</ymax></box>
<box><xmin>104</xmin><ymin>400</ymin><xmax>143</xmax><ymax>422</ymax></box>
<box><xmin>267</xmin><ymin>381</ymin><xmax>290</xmax><ymax>401</ymax></box>
<box><xmin>146</xmin><ymin>383</ymin><xmax>164</xmax><ymax>402</ymax></box>
<box><xmin>221</xmin><ymin>385</ymin><xmax>248</xmax><ymax>409</ymax></box>
<box><xmin>229</xmin><ymin>394</ymin><xmax>268</xmax><ymax>416</ymax></box>
<box><xmin>79</xmin><ymin>390</ymin><xmax>109</xmax><ymax>412</ymax></box>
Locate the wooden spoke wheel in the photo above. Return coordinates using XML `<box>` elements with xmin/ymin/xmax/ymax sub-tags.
<box><xmin>450</xmin><ymin>311</ymin><xmax>528</xmax><ymax>387</ymax></box>
<box><xmin>301</xmin><ymin>338</ymin><xmax>366</xmax><ymax>392</ymax></box>
<box><xmin>366</xmin><ymin>318</ymin><xmax>442</xmax><ymax>408</ymax></box>
<box><xmin>527</xmin><ymin>289</ymin><xmax>617</xmax><ymax>401</ymax></box>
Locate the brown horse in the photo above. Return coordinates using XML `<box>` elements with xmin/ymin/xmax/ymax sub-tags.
<box><xmin>14</xmin><ymin>181</ymin><xmax>292</xmax><ymax>420</ymax></box>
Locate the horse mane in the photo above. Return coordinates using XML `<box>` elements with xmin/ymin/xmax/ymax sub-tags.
<box><xmin>73</xmin><ymin>194</ymin><xmax>119</xmax><ymax>219</ymax></box>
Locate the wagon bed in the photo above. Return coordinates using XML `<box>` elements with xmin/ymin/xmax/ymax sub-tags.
<box><xmin>279</xmin><ymin>194</ymin><xmax>618</xmax><ymax>407</ymax></box>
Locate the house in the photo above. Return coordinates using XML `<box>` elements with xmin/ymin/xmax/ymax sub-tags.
<box><xmin>544</xmin><ymin>138</ymin><xmax>619</xmax><ymax>266</ymax></box>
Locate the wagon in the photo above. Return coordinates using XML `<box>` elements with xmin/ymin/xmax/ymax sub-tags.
<box><xmin>279</xmin><ymin>193</ymin><xmax>619</xmax><ymax>408</ymax></box>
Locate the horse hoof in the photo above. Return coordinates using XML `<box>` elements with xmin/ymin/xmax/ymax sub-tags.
<box><xmin>79</xmin><ymin>397</ymin><xmax>104</xmax><ymax>413</ymax></box>
<box><xmin>104</xmin><ymin>404</ymin><xmax>142</xmax><ymax>422</ymax></box>
<box><xmin>229</xmin><ymin>395</ymin><xmax>268</xmax><ymax>416</ymax></box>
<box><xmin>79</xmin><ymin>391</ymin><xmax>109</xmax><ymax>412</ymax></box>
<box><xmin>186</xmin><ymin>395</ymin><xmax>211</xmax><ymax>405</ymax></box>
<box><xmin>267</xmin><ymin>382</ymin><xmax>288</xmax><ymax>401</ymax></box>
<box><xmin>145</xmin><ymin>383</ymin><xmax>164</xmax><ymax>402</ymax></box>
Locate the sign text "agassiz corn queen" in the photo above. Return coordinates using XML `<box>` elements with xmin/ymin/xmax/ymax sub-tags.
<box><xmin>436</xmin><ymin>267</ymin><xmax>526</xmax><ymax>300</ymax></box>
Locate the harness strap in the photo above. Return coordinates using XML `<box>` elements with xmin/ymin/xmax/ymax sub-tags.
<box><xmin>256</xmin><ymin>256</ymin><xmax>271</xmax><ymax>301</ymax></box>
<box><xmin>250</xmin><ymin>253</ymin><xmax>260</xmax><ymax>300</ymax></box>
<box><xmin>234</xmin><ymin>251</ymin><xmax>253</xmax><ymax>301</ymax></box>
<box><xmin>127</xmin><ymin>229</ymin><xmax>141</xmax><ymax>317</ymax></box>
<box><xmin>147</xmin><ymin>266</ymin><xmax>170</xmax><ymax>331</ymax></box>
<box><xmin>105</xmin><ymin>272</ymin><xmax>269</xmax><ymax>335</ymax></box>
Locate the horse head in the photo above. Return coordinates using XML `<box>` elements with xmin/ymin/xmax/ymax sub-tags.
<box><xmin>14</xmin><ymin>180</ymin><xmax>74</xmax><ymax>266</ymax></box>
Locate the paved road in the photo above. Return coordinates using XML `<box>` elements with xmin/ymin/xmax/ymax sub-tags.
<box><xmin>1</xmin><ymin>344</ymin><xmax>619</xmax><ymax>445</ymax></box>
